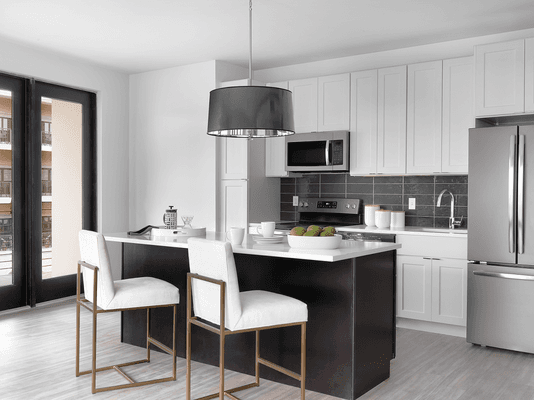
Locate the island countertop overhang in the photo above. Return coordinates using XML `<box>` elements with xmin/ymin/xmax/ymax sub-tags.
<box><xmin>104</xmin><ymin>231</ymin><xmax>400</xmax><ymax>262</ymax></box>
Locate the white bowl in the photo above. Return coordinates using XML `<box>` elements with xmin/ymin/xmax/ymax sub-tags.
<box><xmin>287</xmin><ymin>234</ymin><xmax>342</xmax><ymax>249</ymax></box>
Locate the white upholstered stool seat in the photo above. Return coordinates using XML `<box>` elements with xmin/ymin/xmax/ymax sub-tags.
<box><xmin>106</xmin><ymin>277</ymin><xmax>180</xmax><ymax>310</ymax></box>
<box><xmin>76</xmin><ymin>230</ymin><xmax>179</xmax><ymax>394</ymax></box>
<box><xmin>235</xmin><ymin>290</ymin><xmax>308</xmax><ymax>331</ymax></box>
<box><xmin>186</xmin><ymin>237</ymin><xmax>307</xmax><ymax>400</ymax></box>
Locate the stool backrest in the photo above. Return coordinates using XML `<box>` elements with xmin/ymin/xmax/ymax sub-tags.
<box><xmin>78</xmin><ymin>230</ymin><xmax>116</xmax><ymax>309</ymax></box>
<box><xmin>187</xmin><ymin>238</ymin><xmax>242</xmax><ymax>331</ymax></box>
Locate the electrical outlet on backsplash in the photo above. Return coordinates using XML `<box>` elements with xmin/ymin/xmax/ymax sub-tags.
<box><xmin>280</xmin><ymin>174</ymin><xmax>468</xmax><ymax>229</ymax></box>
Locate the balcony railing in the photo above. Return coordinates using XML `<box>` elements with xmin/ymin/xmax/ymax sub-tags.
<box><xmin>42</xmin><ymin>131</ymin><xmax>52</xmax><ymax>146</ymax></box>
<box><xmin>0</xmin><ymin>129</ymin><xmax>11</xmax><ymax>145</ymax></box>
<box><xmin>0</xmin><ymin>182</ymin><xmax>11</xmax><ymax>197</ymax></box>
<box><xmin>42</xmin><ymin>181</ymin><xmax>52</xmax><ymax>196</ymax></box>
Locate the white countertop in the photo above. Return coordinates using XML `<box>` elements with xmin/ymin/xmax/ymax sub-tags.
<box><xmin>336</xmin><ymin>225</ymin><xmax>468</xmax><ymax>238</ymax></box>
<box><xmin>105</xmin><ymin>231</ymin><xmax>401</xmax><ymax>262</ymax></box>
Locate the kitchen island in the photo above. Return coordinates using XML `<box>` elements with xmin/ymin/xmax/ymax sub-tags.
<box><xmin>105</xmin><ymin>232</ymin><xmax>400</xmax><ymax>399</ymax></box>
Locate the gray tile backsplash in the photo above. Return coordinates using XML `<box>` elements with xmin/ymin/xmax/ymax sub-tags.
<box><xmin>280</xmin><ymin>174</ymin><xmax>468</xmax><ymax>229</ymax></box>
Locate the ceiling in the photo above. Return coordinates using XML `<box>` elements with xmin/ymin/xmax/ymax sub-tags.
<box><xmin>2</xmin><ymin>0</ymin><xmax>534</xmax><ymax>75</ymax></box>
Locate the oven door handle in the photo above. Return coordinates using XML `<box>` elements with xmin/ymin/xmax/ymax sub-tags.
<box><xmin>325</xmin><ymin>140</ymin><xmax>330</xmax><ymax>166</ymax></box>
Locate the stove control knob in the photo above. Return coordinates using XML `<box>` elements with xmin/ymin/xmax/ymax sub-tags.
<box><xmin>299</xmin><ymin>202</ymin><xmax>304</xmax><ymax>207</ymax></box>
<box><xmin>303</xmin><ymin>202</ymin><xmax>309</xmax><ymax>207</ymax></box>
<box><xmin>352</xmin><ymin>204</ymin><xmax>357</xmax><ymax>209</ymax></box>
<box><xmin>345</xmin><ymin>204</ymin><xmax>350</xmax><ymax>209</ymax></box>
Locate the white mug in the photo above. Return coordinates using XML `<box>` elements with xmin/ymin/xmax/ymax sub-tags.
<box><xmin>375</xmin><ymin>210</ymin><xmax>391</xmax><ymax>229</ymax></box>
<box><xmin>365</xmin><ymin>205</ymin><xmax>380</xmax><ymax>227</ymax></box>
<box><xmin>257</xmin><ymin>221</ymin><xmax>275</xmax><ymax>238</ymax></box>
<box><xmin>226</xmin><ymin>227</ymin><xmax>245</xmax><ymax>245</ymax></box>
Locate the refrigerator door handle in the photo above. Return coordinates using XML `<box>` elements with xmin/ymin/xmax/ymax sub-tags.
<box><xmin>518</xmin><ymin>134</ymin><xmax>525</xmax><ymax>254</ymax></box>
<box><xmin>473</xmin><ymin>270</ymin><xmax>534</xmax><ymax>281</ymax></box>
<box><xmin>509</xmin><ymin>135</ymin><xmax>516</xmax><ymax>254</ymax></box>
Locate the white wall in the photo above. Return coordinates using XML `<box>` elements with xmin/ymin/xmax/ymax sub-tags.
<box><xmin>255</xmin><ymin>27</ymin><xmax>534</xmax><ymax>82</ymax></box>
<box><xmin>129</xmin><ymin>61</ymin><xmax>218</xmax><ymax>230</ymax></box>
<box><xmin>0</xmin><ymin>38</ymin><xmax>129</xmax><ymax>280</ymax></box>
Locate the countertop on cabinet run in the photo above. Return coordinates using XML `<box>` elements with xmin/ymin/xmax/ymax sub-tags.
<box><xmin>337</xmin><ymin>225</ymin><xmax>468</xmax><ymax>238</ymax></box>
<box><xmin>105</xmin><ymin>231</ymin><xmax>400</xmax><ymax>263</ymax></box>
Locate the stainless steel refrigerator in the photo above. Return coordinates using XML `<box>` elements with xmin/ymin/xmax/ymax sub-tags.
<box><xmin>467</xmin><ymin>125</ymin><xmax>534</xmax><ymax>353</ymax></box>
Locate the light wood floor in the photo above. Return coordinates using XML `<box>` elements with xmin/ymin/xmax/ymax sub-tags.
<box><xmin>1</xmin><ymin>298</ymin><xmax>534</xmax><ymax>400</ymax></box>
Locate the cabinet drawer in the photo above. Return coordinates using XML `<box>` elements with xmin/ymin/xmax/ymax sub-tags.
<box><xmin>397</xmin><ymin>234</ymin><xmax>467</xmax><ymax>259</ymax></box>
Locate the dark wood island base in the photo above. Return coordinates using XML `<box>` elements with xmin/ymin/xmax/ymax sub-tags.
<box><xmin>118</xmin><ymin>241</ymin><xmax>396</xmax><ymax>399</ymax></box>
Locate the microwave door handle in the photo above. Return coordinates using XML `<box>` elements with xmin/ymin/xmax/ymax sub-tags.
<box><xmin>325</xmin><ymin>140</ymin><xmax>331</xmax><ymax>166</ymax></box>
<box><xmin>509</xmin><ymin>135</ymin><xmax>516</xmax><ymax>254</ymax></box>
<box><xmin>518</xmin><ymin>134</ymin><xmax>525</xmax><ymax>254</ymax></box>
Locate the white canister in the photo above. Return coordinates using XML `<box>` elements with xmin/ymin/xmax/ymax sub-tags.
<box><xmin>364</xmin><ymin>205</ymin><xmax>380</xmax><ymax>227</ymax></box>
<box><xmin>391</xmin><ymin>211</ymin><xmax>405</xmax><ymax>228</ymax></box>
<box><xmin>375</xmin><ymin>210</ymin><xmax>391</xmax><ymax>229</ymax></box>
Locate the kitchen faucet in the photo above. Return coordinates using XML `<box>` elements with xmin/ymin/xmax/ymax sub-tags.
<box><xmin>436</xmin><ymin>189</ymin><xmax>463</xmax><ymax>229</ymax></box>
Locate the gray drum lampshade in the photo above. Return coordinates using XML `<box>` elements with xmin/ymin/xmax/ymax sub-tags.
<box><xmin>207</xmin><ymin>86</ymin><xmax>295</xmax><ymax>138</ymax></box>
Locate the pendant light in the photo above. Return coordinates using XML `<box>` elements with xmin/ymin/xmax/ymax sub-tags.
<box><xmin>207</xmin><ymin>0</ymin><xmax>295</xmax><ymax>138</ymax></box>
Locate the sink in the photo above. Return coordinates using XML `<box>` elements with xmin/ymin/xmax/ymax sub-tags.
<box><xmin>420</xmin><ymin>228</ymin><xmax>467</xmax><ymax>234</ymax></box>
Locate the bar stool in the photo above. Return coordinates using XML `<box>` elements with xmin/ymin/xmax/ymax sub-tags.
<box><xmin>76</xmin><ymin>230</ymin><xmax>180</xmax><ymax>393</ymax></box>
<box><xmin>186</xmin><ymin>237</ymin><xmax>307</xmax><ymax>400</ymax></box>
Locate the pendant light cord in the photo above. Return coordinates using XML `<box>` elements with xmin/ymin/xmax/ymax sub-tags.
<box><xmin>249</xmin><ymin>0</ymin><xmax>253</xmax><ymax>86</ymax></box>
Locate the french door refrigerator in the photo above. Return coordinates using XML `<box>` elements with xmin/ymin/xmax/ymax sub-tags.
<box><xmin>467</xmin><ymin>125</ymin><xmax>534</xmax><ymax>353</ymax></box>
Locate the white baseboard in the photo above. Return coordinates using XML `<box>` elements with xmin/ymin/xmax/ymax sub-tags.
<box><xmin>397</xmin><ymin>317</ymin><xmax>466</xmax><ymax>338</ymax></box>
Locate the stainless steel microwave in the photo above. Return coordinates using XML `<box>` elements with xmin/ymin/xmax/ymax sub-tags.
<box><xmin>286</xmin><ymin>131</ymin><xmax>349</xmax><ymax>172</ymax></box>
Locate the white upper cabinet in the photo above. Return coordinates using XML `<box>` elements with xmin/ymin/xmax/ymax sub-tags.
<box><xmin>289</xmin><ymin>78</ymin><xmax>318</xmax><ymax>133</ymax></box>
<box><xmin>525</xmin><ymin>38</ymin><xmax>534</xmax><ymax>113</ymax></box>
<box><xmin>407</xmin><ymin>60</ymin><xmax>443</xmax><ymax>174</ymax></box>
<box><xmin>265</xmin><ymin>81</ymin><xmax>289</xmax><ymax>177</ymax></box>
<box><xmin>377</xmin><ymin>65</ymin><xmax>407</xmax><ymax>174</ymax></box>
<box><xmin>475</xmin><ymin>39</ymin><xmax>525</xmax><ymax>116</ymax></box>
<box><xmin>442</xmin><ymin>56</ymin><xmax>474</xmax><ymax>173</ymax></box>
<box><xmin>317</xmin><ymin>74</ymin><xmax>350</xmax><ymax>131</ymax></box>
<box><xmin>350</xmin><ymin>70</ymin><xmax>378</xmax><ymax>175</ymax></box>
<box><xmin>289</xmin><ymin>74</ymin><xmax>350</xmax><ymax>133</ymax></box>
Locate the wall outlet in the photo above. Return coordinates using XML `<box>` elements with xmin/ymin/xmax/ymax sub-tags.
<box><xmin>293</xmin><ymin>196</ymin><xmax>299</xmax><ymax>206</ymax></box>
<box><xmin>408</xmin><ymin>198</ymin><xmax>416</xmax><ymax>210</ymax></box>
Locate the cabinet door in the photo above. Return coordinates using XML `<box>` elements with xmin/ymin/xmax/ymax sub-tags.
<box><xmin>289</xmin><ymin>78</ymin><xmax>318</xmax><ymax>133</ymax></box>
<box><xmin>265</xmin><ymin>81</ymin><xmax>289</xmax><ymax>177</ymax></box>
<box><xmin>442</xmin><ymin>57</ymin><xmax>473</xmax><ymax>173</ymax></box>
<box><xmin>218</xmin><ymin>138</ymin><xmax>248</xmax><ymax>180</ymax></box>
<box><xmin>431</xmin><ymin>258</ymin><xmax>467</xmax><ymax>326</ymax></box>
<box><xmin>406</xmin><ymin>61</ymin><xmax>442</xmax><ymax>174</ymax></box>
<box><xmin>397</xmin><ymin>255</ymin><xmax>432</xmax><ymax>321</ymax></box>
<box><xmin>377</xmin><ymin>66</ymin><xmax>407</xmax><ymax>174</ymax></box>
<box><xmin>525</xmin><ymin>38</ymin><xmax>534</xmax><ymax>113</ymax></box>
<box><xmin>218</xmin><ymin>180</ymin><xmax>248</xmax><ymax>233</ymax></box>
<box><xmin>318</xmin><ymin>73</ymin><xmax>350</xmax><ymax>131</ymax></box>
<box><xmin>350</xmin><ymin>70</ymin><xmax>378</xmax><ymax>175</ymax></box>
<box><xmin>475</xmin><ymin>39</ymin><xmax>525</xmax><ymax>116</ymax></box>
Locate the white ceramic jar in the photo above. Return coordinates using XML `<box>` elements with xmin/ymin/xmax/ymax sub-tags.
<box><xmin>391</xmin><ymin>211</ymin><xmax>405</xmax><ymax>228</ymax></box>
<box><xmin>375</xmin><ymin>210</ymin><xmax>391</xmax><ymax>229</ymax></box>
<box><xmin>364</xmin><ymin>205</ymin><xmax>380</xmax><ymax>227</ymax></box>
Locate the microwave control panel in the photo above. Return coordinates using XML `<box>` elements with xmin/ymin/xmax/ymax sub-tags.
<box><xmin>331</xmin><ymin>140</ymin><xmax>344</xmax><ymax>165</ymax></box>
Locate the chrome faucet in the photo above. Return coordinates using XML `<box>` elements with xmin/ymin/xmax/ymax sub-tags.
<box><xmin>437</xmin><ymin>189</ymin><xmax>463</xmax><ymax>229</ymax></box>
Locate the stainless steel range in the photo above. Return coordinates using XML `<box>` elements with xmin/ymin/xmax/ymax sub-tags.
<box><xmin>276</xmin><ymin>197</ymin><xmax>395</xmax><ymax>243</ymax></box>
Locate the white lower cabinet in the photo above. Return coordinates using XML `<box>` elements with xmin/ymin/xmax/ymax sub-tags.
<box><xmin>396</xmin><ymin>235</ymin><xmax>467</xmax><ymax>326</ymax></box>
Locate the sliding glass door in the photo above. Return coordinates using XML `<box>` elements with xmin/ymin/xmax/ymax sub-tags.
<box><xmin>30</xmin><ymin>81</ymin><xmax>96</xmax><ymax>305</ymax></box>
<box><xmin>0</xmin><ymin>74</ymin><xmax>96</xmax><ymax>311</ymax></box>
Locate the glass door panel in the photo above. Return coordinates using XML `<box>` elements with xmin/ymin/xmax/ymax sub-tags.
<box><xmin>41</xmin><ymin>98</ymin><xmax>83</xmax><ymax>281</ymax></box>
<box><xmin>0</xmin><ymin>73</ymin><xmax>25</xmax><ymax>311</ymax></box>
